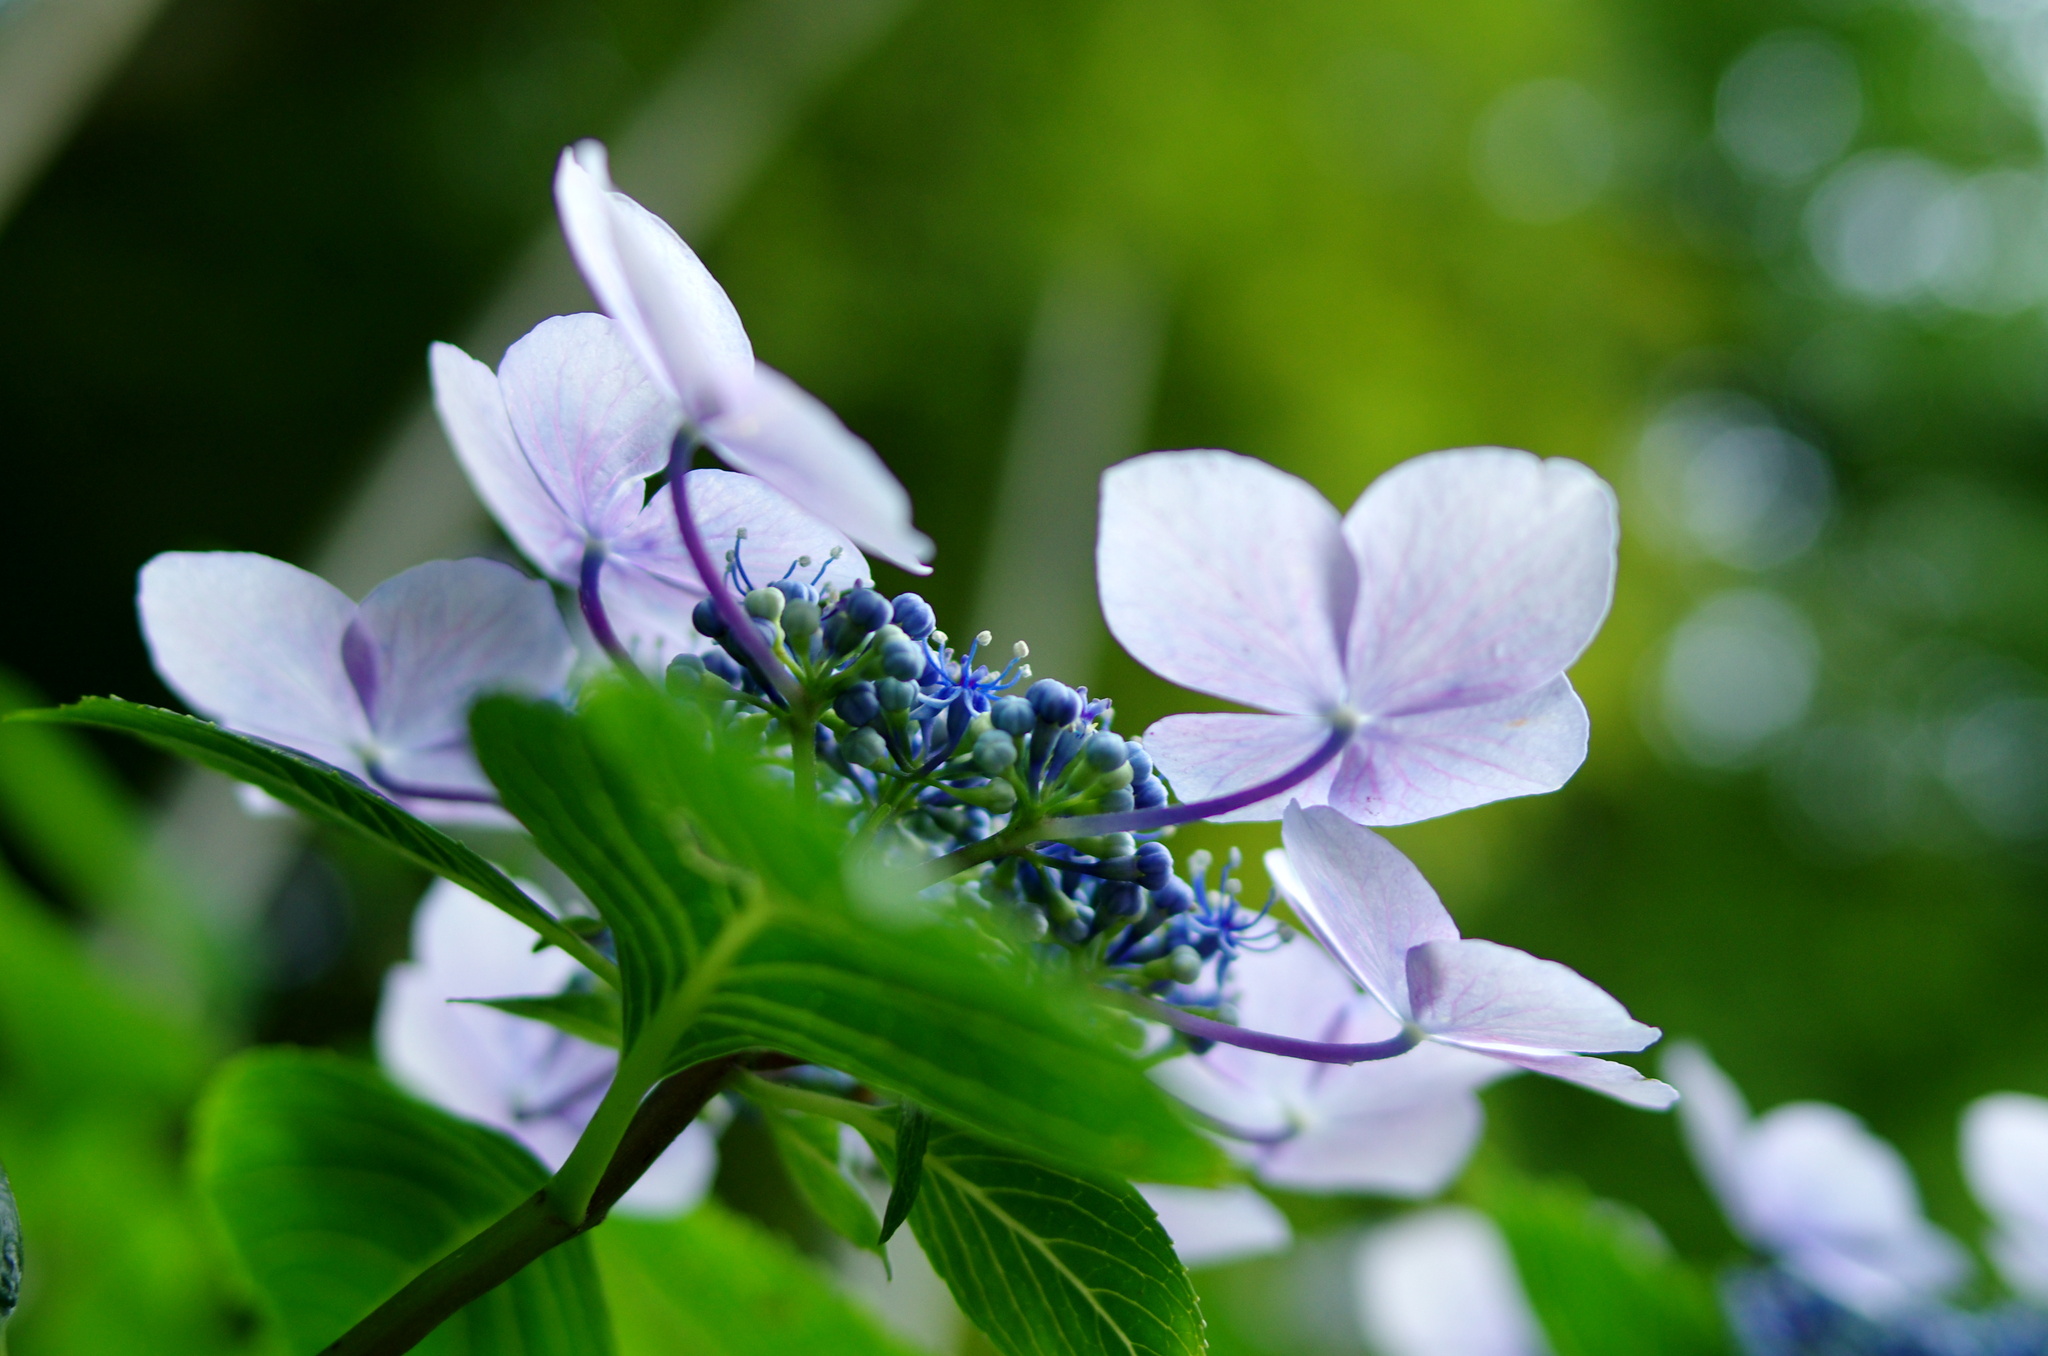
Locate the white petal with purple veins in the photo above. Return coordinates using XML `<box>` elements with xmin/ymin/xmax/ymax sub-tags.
<box><xmin>1343</xmin><ymin>448</ymin><xmax>1616</xmax><ymax>717</ymax></box>
<box><xmin>1141</xmin><ymin>712</ymin><xmax>1344</xmax><ymax>823</ymax></box>
<box><xmin>138</xmin><ymin>551</ymin><xmax>368</xmax><ymax>770</ymax></box>
<box><xmin>1098</xmin><ymin>451</ymin><xmax>1353</xmax><ymax>716</ymax></box>
<box><xmin>703</xmin><ymin>367</ymin><xmax>931</xmax><ymax>574</ymax></box>
<box><xmin>430</xmin><ymin>342</ymin><xmax>584</xmax><ymax>581</ymax></box>
<box><xmin>352</xmin><ymin>559</ymin><xmax>575</xmax><ymax>763</ymax></box>
<box><xmin>1322</xmin><ymin>677</ymin><xmax>1590</xmax><ymax>826</ymax></box>
<box><xmin>1403</xmin><ymin>938</ymin><xmax>1658</xmax><ymax>1055</ymax></box>
<box><xmin>1355</xmin><ymin>1207</ymin><xmax>1550</xmax><ymax>1356</ymax></box>
<box><xmin>495</xmin><ymin>312</ymin><xmax>674</xmax><ymax>551</ymax></box>
<box><xmin>1483</xmin><ymin>1051</ymin><xmax>1678</xmax><ymax>1109</ymax></box>
<box><xmin>1274</xmin><ymin>804</ymin><xmax>1458</xmax><ymax>1020</ymax></box>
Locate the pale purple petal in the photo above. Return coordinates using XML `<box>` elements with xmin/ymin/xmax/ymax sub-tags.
<box><xmin>1319</xmin><ymin>677</ymin><xmax>1590</xmax><ymax>826</ymax></box>
<box><xmin>1149</xmin><ymin>1053</ymin><xmax>1293</xmax><ymax>1146</ymax></box>
<box><xmin>1275</xmin><ymin>804</ymin><xmax>1458</xmax><ymax>1021</ymax></box>
<box><xmin>702</xmin><ymin>367</ymin><xmax>931</xmax><ymax>574</ymax></box>
<box><xmin>641</xmin><ymin>467</ymin><xmax>872</xmax><ymax>593</ymax></box>
<box><xmin>1665</xmin><ymin>1043</ymin><xmax>1757</xmax><ymax>1234</ymax></box>
<box><xmin>1404</xmin><ymin>938</ymin><xmax>1658</xmax><ymax>1055</ymax></box>
<box><xmin>1482</xmin><ymin>1052</ymin><xmax>1678</xmax><ymax>1110</ymax></box>
<box><xmin>1142</xmin><ymin>712</ymin><xmax>1342</xmax><ymax>823</ymax></box>
<box><xmin>1261</xmin><ymin>1081</ymin><xmax>1487</xmax><ymax>1197</ymax></box>
<box><xmin>376</xmin><ymin>881</ymin><xmax>609</xmax><ymax>1152</ymax></box>
<box><xmin>430</xmin><ymin>341</ymin><xmax>583</xmax><ymax>581</ymax></box>
<box><xmin>495</xmin><ymin>312</ymin><xmax>673</xmax><ymax>549</ymax></box>
<box><xmin>1354</xmin><ymin>1207</ymin><xmax>1549</xmax><ymax>1356</ymax></box>
<box><xmin>615</xmin><ymin>1121</ymin><xmax>720</xmax><ymax>1218</ymax></box>
<box><xmin>1963</xmin><ymin>1093</ymin><xmax>2048</xmax><ymax>1300</ymax></box>
<box><xmin>1343</xmin><ymin>447</ymin><xmax>1617</xmax><ymax>716</ymax></box>
<box><xmin>138</xmin><ymin>552</ymin><xmax>367</xmax><ymax>769</ymax></box>
<box><xmin>595</xmin><ymin>557</ymin><xmax>709</xmax><ymax>671</ymax></box>
<box><xmin>1742</xmin><ymin>1102</ymin><xmax>1968</xmax><ymax>1315</ymax></box>
<box><xmin>353</xmin><ymin>559</ymin><xmax>575</xmax><ymax>767</ymax></box>
<box><xmin>1138</xmin><ymin>1185</ymin><xmax>1292</xmax><ymax>1268</ymax></box>
<box><xmin>553</xmin><ymin>142</ymin><xmax>752</xmax><ymax>422</ymax></box>
<box><xmin>1098</xmin><ymin>451</ymin><xmax>1352</xmax><ymax>716</ymax></box>
<box><xmin>1226</xmin><ymin>930</ymin><xmax>1369</xmax><ymax>1048</ymax></box>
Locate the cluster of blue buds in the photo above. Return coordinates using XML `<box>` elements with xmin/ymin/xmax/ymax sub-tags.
<box><xmin>1724</xmin><ymin>1268</ymin><xmax>2048</xmax><ymax>1356</ymax></box>
<box><xmin>663</xmin><ymin>536</ymin><xmax>1276</xmax><ymax>1009</ymax></box>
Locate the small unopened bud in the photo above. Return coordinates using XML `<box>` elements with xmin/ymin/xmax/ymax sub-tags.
<box><xmin>1027</xmin><ymin>679</ymin><xmax>1082</xmax><ymax>727</ymax></box>
<box><xmin>782</xmin><ymin>598</ymin><xmax>822</xmax><ymax>644</ymax></box>
<box><xmin>879</xmin><ymin>637</ymin><xmax>925</xmax><ymax>681</ymax></box>
<box><xmin>972</xmin><ymin>731</ymin><xmax>1018</xmax><ymax>776</ymax></box>
<box><xmin>990</xmin><ymin>696</ymin><xmax>1035</xmax><ymax>736</ymax></box>
<box><xmin>1082</xmin><ymin>731</ymin><xmax>1129</xmax><ymax>773</ymax></box>
<box><xmin>1168</xmin><ymin>945</ymin><xmax>1202</xmax><ymax>985</ymax></box>
<box><xmin>876</xmin><ymin>678</ymin><xmax>918</xmax><ymax>713</ymax></box>
<box><xmin>665</xmin><ymin>653</ymin><xmax>707</xmax><ymax>696</ymax></box>
<box><xmin>744</xmin><ymin>587</ymin><xmax>785</xmax><ymax>621</ymax></box>
<box><xmin>841</xmin><ymin>727</ymin><xmax>890</xmax><ymax>769</ymax></box>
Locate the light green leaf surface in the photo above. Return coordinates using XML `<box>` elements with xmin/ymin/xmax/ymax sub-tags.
<box><xmin>472</xmin><ymin>686</ymin><xmax>1224</xmax><ymax>1186</ymax></box>
<box><xmin>16</xmin><ymin>698</ymin><xmax>614</xmax><ymax>984</ymax></box>
<box><xmin>193</xmin><ymin>1049</ymin><xmax>613</xmax><ymax>1356</ymax></box>
<box><xmin>887</xmin><ymin>1123</ymin><xmax>1206</xmax><ymax>1356</ymax></box>
<box><xmin>598</xmin><ymin>1202</ymin><xmax>922</xmax><ymax>1356</ymax></box>
<box><xmin>472</xmin><ymin>990</ymin><xmax>623</xmax><ymax>1048</ymax></box>
<box><xmin>762</xmin><ymin>1108</ymin><xmax>884</xmax><ymax>1255</ymax></box>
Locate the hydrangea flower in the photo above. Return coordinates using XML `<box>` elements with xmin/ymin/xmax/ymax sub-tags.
<box><xmin>1666</xmin><ymin>1043</ymin><xmax>1968</xmax><ymax>1317</ymax></box>
<box><xmin>552</xmin><ymin>140</ymin><xmax>932</xmax><ymax>575</ymax></box>
<box><xmin>378</xmin><ymin>880</ymin><xmax>717</xmax><ymax>1217</ymax></box>
<box><xmin>430</xmin><ymin>311</ymin><xmax>867</xmax><ymax>665</ymax></box>
<box><xmin>1152</xmin><ymin>930</ymin><xmax>1509</xmax><ymax>1196</ymax></box>
<box><xmin>1094</xmin><ymin>448</ymin><xmax>1615</xmax><ymax>828</ymax></box>
<box><xmin>1270</xmin><ymin>803</ymin><xmax>1675</xmax><ymax>1107</ymax></box>
<box><xmin>1134</xmin><ymin>1185</ymin><xmax>1293</xmax><ymax>1269</ymax></box>
<box><xmin>1963</xmin><ymin>1092</ymin><xmax>2048</xmax><ymax>1303</ymax></box>
<box><xmin>1353</xmin><ymin>1206</ymin><xmax>1550</xmax><ymax>1356</ymax></box>
<box><xmin>138</xmin><ymin>553</ymin><xmax>574</xmax><ymax>821</ymax></box>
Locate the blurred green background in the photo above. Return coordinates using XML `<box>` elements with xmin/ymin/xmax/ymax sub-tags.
<box><xmin>1</xmin><ymin>0</ymin><xmax>2045</xmax><ymax>1350</ymax></box>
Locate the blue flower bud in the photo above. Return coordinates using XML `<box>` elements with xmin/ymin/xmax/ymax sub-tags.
<box><xmin>1126</xmin><ymin>744</ymin><xmax>1153</xmax><ymax>782</ymax></box>
<box><xmin>891</xmin><ymin>592</ymin><xmax>936</xmax><ymax>640</ymax></box>
<box><xmin>1168</xmin><ymin>944</ymin><xmax>1202</xmax><ymax>985</ymax></box>
<box><xmin>1149</xmin><ymin>878</ymin><xmax>1194</xmax><ymax>917</ymax></box>
<box><xmin>1098</xmin><ymin>879</ymin><xmax>1145</xmax><ymax>920</ymax></box>
<box><xmin>840</xmin><ymin>587</ymin><xmax>892</xmax><ymax>633</ymax></box>
<box><xmin>744</xmin><ymin>586</ymin><xmax>785</xmax><ymax>621</ymax></box>
<box><xmin>835</xmin><ymin>682</ymin><xmax>881</xmax><ymax>726</ymax></box>
<box><xmin>1135</xmin><ymin>841</ymin><xmax>1174</xmax><ymax>892</ymax></box>
<box><xmin>990</xmin><ymin>696</ymin><xmax>1035</xmax><ymax>736</ymax></box>
<box><xmin>1048</xmin><ymin>727</ymin><xmax>1083</xmax><ymax>779</ymax></box>
<box><xmin>1082</xmin><ymin>731</ymin><xmax>1128</xmax><ymax>772</ymax></box>
<box><xmin>782</xmin><ymin>598</ymin><xmax>821</xmax><ymax>645</ymax></box>
<box><xmin>841</xmin><ymin>727</ymin><xmax>889</xmax><ymax>769</ymax></box>
<box><xmin>1097</xmin><ymin>787</ymin><xmax>1135</xmax><ymax>813</ymax></box>
<box><xmin>1059</xmin><ymin>904</ymin><xmax>1095</xmax><ymax>944</ymax></box>
<box><xmin>691</xmin><ymin>598</ymin><xmax>727</xmax><ymax>639</ymax></box>
<box><xmin>1027</xmin><ymin>679</ymin><xmax>1081</xmax><ymax>727</ymax></box>
<box><xmin>665</xmin><ymin>653</ymin><xmax>707</xmax><ymax>695</ymax></box>
<box><xmin>876</xmin><ymin>677</ymin><xmax>918</xmax><ymax>713</ymax></box>
<box><xmin>772</xmin><ymin>577</ymin><xmax>818</xmax><ymax>605</ymax></box>
<box><xmin>702</xmin><ymin>651</ymin><xmax>747</xmax><ymax>687</ymax></box>
<box><xmin>1132</xmin><ymin>776</ymin><xmax>1167</xmax><ymax>809</ymax></box>
<box><xmin>972</xmin><ymin>731</ymin><xmax>1018</xmax><ymax>776</ymax></box>
<box><xmin>879</xmin><ymin>636</ymin><xmax>925</xmax><ymax>682</ymax></box>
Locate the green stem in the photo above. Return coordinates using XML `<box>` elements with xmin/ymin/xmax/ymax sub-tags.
<box><xmin>546</xmin><ymin>899</ymin><xmax>773</xmax><ymax>1222</ymax></box>
<box><xmin>923</xmin><ymin>821</ymin><xmax>1036</xmax><ymax>883</ymax></box>
<box><xmin>734</xmin><ymin>1071</ymin><xmax>893</xmax><ymax>1141</ymax></box>
<box><xmin>319</xmin><ymin>1056</ymin><xmax>740</xmax><ymax>1356</ymax></box>
<box><xmin>791</xmin><ymin>715</ymin><xmax>817</xmax><ymax>805</ymax></box>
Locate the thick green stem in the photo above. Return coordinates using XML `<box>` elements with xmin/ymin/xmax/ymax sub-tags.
<box><xmin>546</xmin><ymin>900</ymin><xmax>772</xmax><ymax>1222</ymax></box>
<box><xmin>923</xmin><ymin>821</ymin><xmax>1036</xmax><ymax>884</ymax></box>
<box><xmin>791</xmin><ymin>715</ymin><xmax>817</xmax><ymax>805</ymax></box>
<box><xmin>734</xmin><ymin>1071</ymin><xmax>892</xmax><ymax>1140</ymax></box>
<box><xmin>319</xmin><ymin>1057</ymin><xmax>740</xmax><ymax>1356</ymax></box>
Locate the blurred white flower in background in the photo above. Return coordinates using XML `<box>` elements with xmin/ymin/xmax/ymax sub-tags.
<box><xmin>1715</xmin><ymin>31</ymin><xmax>1862</xmax><ymax>184</ymax></box>
<box><xmin>1353</xmin><ymin>1206</ymin><xmax>1550</xmax><ymax>1356</ymax></box>
<box><xmin>1962</xmin><ymin>1091</ymin><xmax>2048</xmax><ymax>1302</ymax></box>
<box><xmin>1659</xmin><ymin>590</ymin><xmax>1820</xmax><ymax>767</ymax></box>
<box><xmin>1637</xmin><ymin>392</ymin><xmax>1833</xmax><ymax>571</ymax></box>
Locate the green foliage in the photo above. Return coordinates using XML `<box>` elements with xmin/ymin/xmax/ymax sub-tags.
<box><xmin>1472</xmin><ymin>1171</ymin><xmax>1728</xmax><ymax>1356</ymax></box>
<box><xmin>15</xmin><ymin>699</ymin><xmax>615</xmax><ymax>985</ymax></box>
<box><xmin>471</xmin><ymin>684</ymin><xmax>1225</xmax><ymax>1186</ymax></box>
<box><xmin>760</xmin><ymin>1109</ymin><xmax>884</xmax><ymax>1258</ymax></box>
<box><xmin>878</xmin><ymin>1122</ymin><xmax>1205</xmax><ymax>1356</ymax></box>
<box><xmin>193</xmin><ymin>1049</ymin><xmax>613</xmax><ymax>1356</ymax></box>
<box><xmin>597</xmin><ymin>1202</ymin><xmax>920</xmax><ymax>1356</ymax></box>
<box><xmin>471</xmin><ymin>992</ymin><xmax>624</xmax><ymax>1049</ymax></box>
<box><xmin>878</xmin><ymin>1102</ymin><xmax>931</xmax><ymax>1246</ymax></box>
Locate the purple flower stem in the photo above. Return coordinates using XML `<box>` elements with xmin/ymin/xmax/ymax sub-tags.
<box><xmin>366</xmin><ymin>764</ymin><xmax>501</xmax><ymax>806</ymax></box>
<box><xmin>1045</xmin><ymin>726</ymin><xmax>1351</xmax><ymax>837</ymax></box>
<box><xmin>577</xmin><ymin>548</ymin><xmax>628</xmax><ymax>661</ymax></box>
<box><xmin>1129</xmin><ymin>993</ymin><xmax>1419</xmax><ymax>1065</ymax></box>
<box><xmin>666</xmin><ymin>433</ymin><xmax>800</xmax><ymax>704</ymax></box>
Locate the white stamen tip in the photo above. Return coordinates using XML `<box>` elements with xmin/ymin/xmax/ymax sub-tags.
<box><xmin>1188</xmin><ymin>849</ymin><xmax>1213</xmax><ymax>878</ymax></box>
<box><xmin>975</xmin><ymin>630</ymin><xmax>993</xmax><ymax>646</ymax></box>
<box><xmin>735</xmin><ymin>527</ymin><xmax>749</xmax><ymax>540</ymax></box>
<box><xmin>829</xmin><ymin>546</ymin><xmax>844</xmax><ymax>560</ymax></box>
<box><xmin>1226</xmin><ymin>847</ymin><xmax>1243</xmax><ymax>869</ymax></box>
<box><xmin>1013</xmin><ymin>641</ymin><xmax>1030</xmax><ymax>659</ymax></box>
<box><xmin>931</xmin><ymin>631</ymin><xmax>948</xmax><ymax>647</ymax></box>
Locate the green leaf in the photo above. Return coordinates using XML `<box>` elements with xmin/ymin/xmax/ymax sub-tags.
<box><xmin>879</xmin><ymin>1102</ymin><xmax>931</xmax><ymax>1246</ymax></box>
<box><xmin>472</xmin><ymin>685</ymin><xmax>1225</xmax><ymax>1186</ymax></box>
<box><xmin>471</xmin><ymin>990</ymin><xmax>623</xmax><ymax>1048</ymax></box>
<box><xmin>193</xmin><ymin>1048</ymin><xmax>612</xmax><ymax>1355</ymax></box>
<box><xmin>1470</xmin><ymin>1170</ymin><xmax>1725</xmax><ymax>1356</ymax></box>
<box><xmin>879</xmin><ymin>1122</ymin><xmax>1205</xmax><ymax>1356</ymax></box>
<box><xmin>15</xmin><ymin>698</ymin><xmax>615</xmax><ymax>986</ymax></box>
<box><xmin>597</xmin><ymin>1202</ymin><xmax>922</xmax><ymax>1356</ymax></box>
<box><xmin>761</xmin><ymin>1110</ymin><xmax>884</xmax><ymax>1256</ymax></box>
